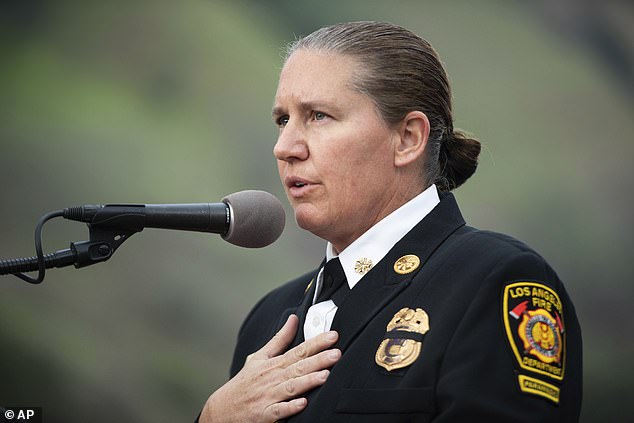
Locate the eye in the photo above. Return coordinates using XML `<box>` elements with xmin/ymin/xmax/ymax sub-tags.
<box><xmin>312</xmin><ymin>111</ymin><xmax>328</xmax><ymax>121</ymax></box>
<box><xmin>275</xmin><ymin>115</ymin><xmax>289</xmax><ymax>127</ymax></box>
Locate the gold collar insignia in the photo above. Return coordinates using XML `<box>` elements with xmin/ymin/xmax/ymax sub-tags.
<box><xmin>393</xmin><ymin>255</ymin><xmax>421</xmax><ymax>274</ymax></box>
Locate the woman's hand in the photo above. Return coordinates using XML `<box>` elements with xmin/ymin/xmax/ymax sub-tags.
<box><xmin>199</xmin><ymin>315</ymin><xmax>341</xmax><ymax>423</ymax></box>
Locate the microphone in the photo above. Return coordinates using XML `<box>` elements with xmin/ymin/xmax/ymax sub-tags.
<box><xmin>62</xmin><ymin>190</ymin><xmax>286</xmax><ymax>248</ymax></box>
<box><xmin>1</xmin><ymin>190</ymin><xmax>286</xmax><ymax>283</ymax></box>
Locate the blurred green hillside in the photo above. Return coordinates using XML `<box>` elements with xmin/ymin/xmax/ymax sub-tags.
<box><xmin>1</xmin><ymin>1</ymin><xmax>632</xmax><ymax>422</ymax></box>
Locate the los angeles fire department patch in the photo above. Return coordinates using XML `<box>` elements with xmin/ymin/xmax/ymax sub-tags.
<box><xmin>503</xmin><ymin>282</ymin><xmax>566</xmax><ymax>381</ymax></box>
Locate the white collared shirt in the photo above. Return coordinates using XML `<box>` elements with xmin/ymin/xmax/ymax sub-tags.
<box><xmin>303</xmin><ymin>184</ymin><xmax>441</xmax><ymax>340</ymax></box>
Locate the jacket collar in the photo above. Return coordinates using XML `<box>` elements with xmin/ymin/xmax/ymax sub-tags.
<box><xmin>329</xmin><ymin>192</ymin><xmax>466</xmax><ymax>351</ymax></box>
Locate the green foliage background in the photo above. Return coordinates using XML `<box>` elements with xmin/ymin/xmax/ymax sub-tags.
<box><xmin>1</xmin><ymin>1</ymin><xmax>631</xmax><ymax>422</ymax></box>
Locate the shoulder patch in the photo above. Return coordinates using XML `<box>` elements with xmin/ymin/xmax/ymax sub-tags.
<box><xmin>503</xmin><ymin>281</ymin><xmax>565</xmax><ymax>381</ymax></box>
<box><xmin>518</xmin><ymin>374</ymin><xmax>560</xmax><ymax>404</ymax></box>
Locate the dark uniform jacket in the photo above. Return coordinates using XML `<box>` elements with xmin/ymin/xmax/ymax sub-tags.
<box><xmin>229</xmin><ymin>193</ymin><xmax>582</xmax><ymax>422</ymax></box>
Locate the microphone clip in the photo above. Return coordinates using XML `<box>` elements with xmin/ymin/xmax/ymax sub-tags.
<box><xmin>71</xmin><ymin>224</ymin><xmax>139</xmax><ymax>269</ymax></box>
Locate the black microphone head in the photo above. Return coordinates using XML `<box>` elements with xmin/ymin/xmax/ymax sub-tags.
<box><xmin>221</xmin><ymin>190</ymin><xmax>285</xmax><ymax>248</ymax></box>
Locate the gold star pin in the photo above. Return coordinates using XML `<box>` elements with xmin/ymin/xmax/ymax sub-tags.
<box><xmin>354</xmin><ymin>257</ymin><xmax>373</xmax><ymax>274</ymax></box>
<box><xmin>394</xmin><ymin>254</ymin><xmax>421</xmax><ymax>274</ymax></box>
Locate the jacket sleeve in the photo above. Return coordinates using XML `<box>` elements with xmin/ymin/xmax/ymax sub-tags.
<box><xmin>433</xmin><ymin>250</ymin><xmax>582</xmax><ymax>423</ymax></box>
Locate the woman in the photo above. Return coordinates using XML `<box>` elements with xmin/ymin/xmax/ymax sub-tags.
<box><xmin>199</xmin><ymin>21</ymin><xmax>581</xmax><ymax>422</ymax></box>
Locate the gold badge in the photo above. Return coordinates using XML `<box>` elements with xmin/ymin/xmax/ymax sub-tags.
<box><xmin>375</xmin><ymin>307</ymin><xmax>429</xmax><ymax>371</ymax></box>
<box><xmin>354</xmin><ymin>257</ymin><xmax>373</xmax><ymax>274</ymax></box>
<box><xmin>393</xmin><ymin>255</ymin><xmax>420</xmax><ymax>274</ymax></box>
<box><xmin>503</xmin><ymin>282</ymin><xmax>566</xmax><ymax>381</ymax></box>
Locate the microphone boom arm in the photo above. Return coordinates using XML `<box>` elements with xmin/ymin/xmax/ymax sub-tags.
<box><xmin>0</xmin><ymin>212</ymin><xmax>141</xmax><ymax>283</ymax></box>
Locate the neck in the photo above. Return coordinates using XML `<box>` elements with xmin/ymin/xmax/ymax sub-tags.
<box><xmin>330</xmin><ymin>186</ymin><xmax>426</xmax><ymax>253</ymax></box>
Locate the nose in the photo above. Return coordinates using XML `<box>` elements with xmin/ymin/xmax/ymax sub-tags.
<box><xmin>273</xmin><ymin>120</ymin><xmax>309</xmax><ymax>162</ymax></box>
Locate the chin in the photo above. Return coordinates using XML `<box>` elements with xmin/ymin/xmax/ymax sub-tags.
<box><xmin>294</xmin><ymin>211</ymin><xmax>318</xmax><ymax>231</ymax></box>
<box><xmin>294</xmin><ymin>207</ymin><xmax>328</xmax><ymax>237</ymax></box>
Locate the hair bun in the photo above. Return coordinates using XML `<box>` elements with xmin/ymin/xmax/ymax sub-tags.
<box><xmin>438</xmin><ymin>129</ymin><xmax>481</xmax><ymax>191</ymax></box>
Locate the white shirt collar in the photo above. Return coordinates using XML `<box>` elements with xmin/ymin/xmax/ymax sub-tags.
<box><xmin>324</xmin><ymin>184</ymin><xmax>440</xmax><ymax>289</ymax></box>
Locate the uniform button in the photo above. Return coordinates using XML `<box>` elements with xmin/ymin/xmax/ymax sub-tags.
<box><xmin>312</xmin><ymin>315</ymin><xmax>322</xmax><ymax>327</ymax></box>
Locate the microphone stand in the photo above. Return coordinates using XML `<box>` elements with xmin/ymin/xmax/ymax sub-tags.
<box><xmin>0</xmin><ymin>210</ymin><xmax>142</xmax><ymax>284</ymax></box>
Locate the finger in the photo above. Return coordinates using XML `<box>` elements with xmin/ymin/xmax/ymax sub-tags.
<box><xmin>284</xmin><ymin>348</ymin><xmax>341</xmax><ymax>379</ymax></box>
<box><xmin>264</xmin><ymin>397</ymin><xmax>307</xmax><ymax>422</ymax></box>
<box><xmin>282</xmin><ymin>330</ymin><xmax>339</xmax><ymax>367</ymax></box>
<box><xmin>276</xmin><ymin>369</ymin><xmax>330</xmax><ymax>400</ymax></box>
<box><xmin>252</xmin><ymin>314</ymin><xmax>299</xmax><ymax>360</ymax></box>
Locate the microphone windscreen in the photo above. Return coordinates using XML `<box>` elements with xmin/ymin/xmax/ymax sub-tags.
<box><xmin>221</xmin><ymin>190</ymin><xmax>286</xmax><ymax>248</ymax></box>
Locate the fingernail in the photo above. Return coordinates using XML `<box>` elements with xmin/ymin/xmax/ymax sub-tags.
<box><xmin>326</xmin><ymin>331</ymin><xmax>338</xmax><ymax>341</ymax></box>
<box><xmin>328</xmin><ymin>349</ymin><xmax>341</xmax><ymax>360</ymax></box>
<box><xmin>320</xmin><ymin>370</ymin><xmax>330</xmax><ymax>381</ymax></box>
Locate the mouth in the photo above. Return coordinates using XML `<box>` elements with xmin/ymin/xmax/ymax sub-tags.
<box><xmin>285</xmin><ymin>176</ymin><xmax>315</xmax><ymax>197</ymax></box>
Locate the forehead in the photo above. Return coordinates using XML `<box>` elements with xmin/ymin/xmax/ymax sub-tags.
<box><xmin>274</xmin><ymin>50</ymin><xmax>360</xmax><ymax>107</ymax></box>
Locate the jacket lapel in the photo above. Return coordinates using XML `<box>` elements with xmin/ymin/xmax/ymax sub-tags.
<box><xmin>330</xmin><ymin>192</ymin><xmax>466</xmax><ymax>352</ymax></box>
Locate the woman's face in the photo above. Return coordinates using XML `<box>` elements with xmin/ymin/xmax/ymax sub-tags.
<box><xmin>273</xmin><ymin>50</ymin><xmax>406</xmax><ymax>252</ymax></box>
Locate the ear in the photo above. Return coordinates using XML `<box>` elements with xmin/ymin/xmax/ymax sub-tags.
<box><xmin>394</xmin><ymin>111</ymin><xmax>429</xmax><ymax>168</ymax></box>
